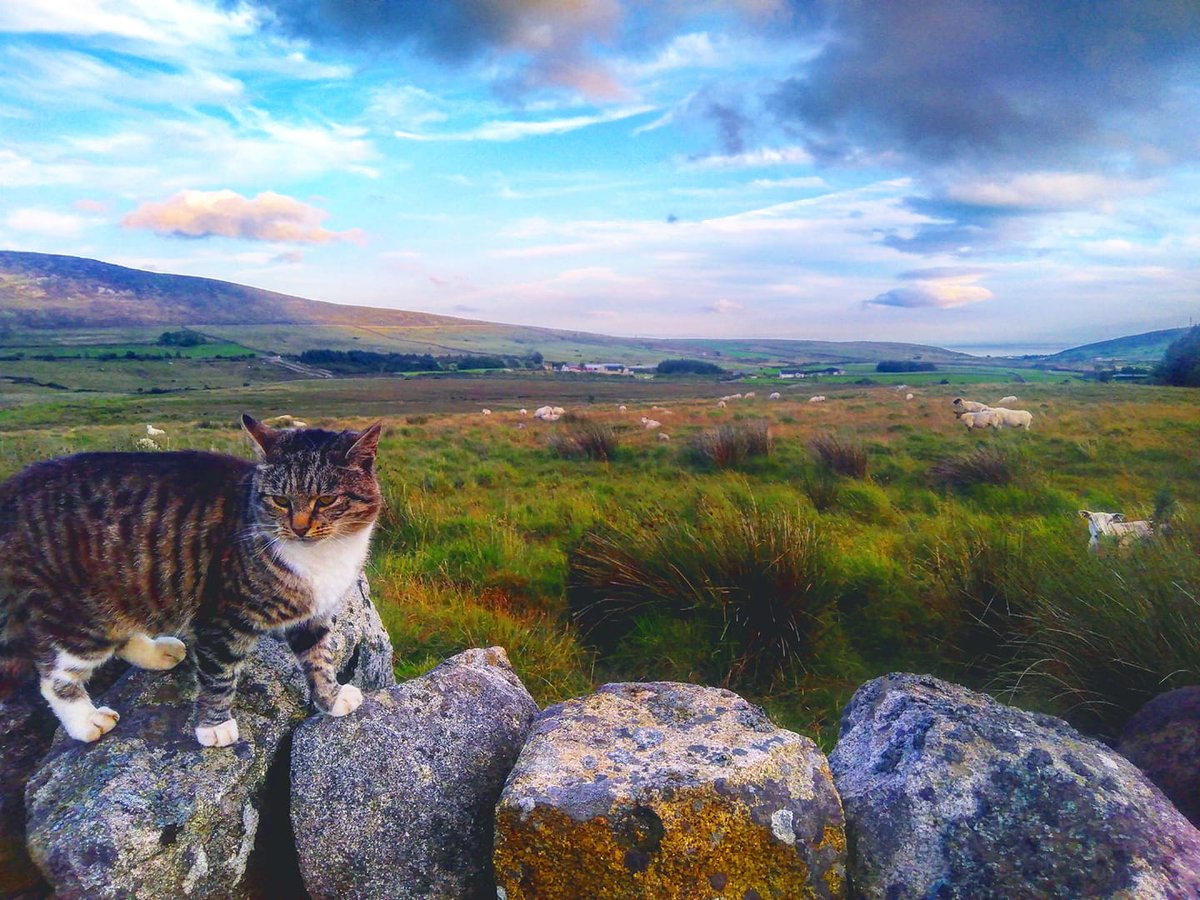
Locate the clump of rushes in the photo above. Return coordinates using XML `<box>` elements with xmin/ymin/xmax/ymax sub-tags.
<box><xmin>809</xmin><ymin>433</ymin><xmax>868</xmax><ymax>478</ymax></box>
<box><xmin>567</xmin><ymin>498</ymin><xmax>836</xmax><ymax>687</ymax></box>
<box><xmin>547</xmin><ymin>417</ymin><xmax>618</xmax><ymax>461</ymax></box>
<box><xmin>930</xmin><ymin>445</ymin><xmax>1018</xmax><ymax>489</ymax></box>
<box><xmin>687</xmin><ymin>420</ymin><xmax>771</xmax><ymax>468</ymax></box>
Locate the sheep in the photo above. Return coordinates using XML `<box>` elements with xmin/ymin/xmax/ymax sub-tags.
<box><xmin>905</xmin><ymin>393</ymin><xmax>915</xmax><ymax>401</ymax></box>
<box><xmin>146</xmin><ymin>424</ymin><xmax>166</xmax><ymax>436</ymax></box>
<box><xmin>769</xmin><ymin>392</ymin><xmax>781</xmax><ymax>400</ymax></box>
<box><xmin>657</xmin><ymin>432</ymin><xmax>671</xmax><ymax>442</ymax></box>
<box><xmin>988</xmin><ymin>407</ymin><xmax>1034</xmax><ymax>429</ymax></box>
<box><xmin>1078</xmin><ymin>510</ymin><xmax>1154</xmax><ymax>553</ymax></box>
<box><xmin>640</xmin><ymin>417</ymin><xmax>661</xmax><ymax>429</ymax></box>
<box><xmin>519</xmin><ymin>408</ymin><xmax>529</xmax><ymax>416</ymax></box>
<box><xmin>952</xmin><ymin>398</ymin><xmax>989</xmax><ymax>418</ymax></box>
<box><xmin>481</xmin><ymin>409</ymin><xmax>492</xmax><ymax>416</ymax></box>
<box><xmin>618</xmin><ymin>405</ymin><xmax>627</xmax><ymax>413</ymax></box>
<box><xmin>997</xmin><ymin>395</ymin><xmax>1018</xmax><ymax>405</ymax></box>
<box><xmin>534</xmin><ymin>406</ymin><xmax>564</xmax><ymax>421</ymax></box>
<box><xmin>809</xmin><ymin>395</ymin><xmax>826</xmax><ymax>403</ymax></box>
<box><xmin>743</xmin><ymin>392</ymin><xmax>755</xmax><ymax>399</ymax></box>
<box><xmin>894</xmin><ymin>384</ymin><xmax>908</xmax><ymax>392</ymax></box>
<box><xmin>717</xmin><ymin>400</ymin><xmax>727</xmax><ymax>408</ymax></box>
<box><xmin>264</xmin><ymin>415</ymin><xmax>308</xmax><ymax>429</ymax></box>
<box><xmin>960</xmin><ymin>410</ymin><xmax>999</xmax><ymax>430</ymax></box>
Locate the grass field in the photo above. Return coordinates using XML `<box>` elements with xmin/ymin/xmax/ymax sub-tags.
<box><xmin>2</xmin><ymin>374</ymin><xmax>1197</xmax><ymax>750</ymax></box>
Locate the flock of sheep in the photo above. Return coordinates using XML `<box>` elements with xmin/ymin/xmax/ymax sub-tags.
<box><xmin>951</xmin><ymin>396</ymin><xmax>1034</xmax><ymax>430</ymax></box>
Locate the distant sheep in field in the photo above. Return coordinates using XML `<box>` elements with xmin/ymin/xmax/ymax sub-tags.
<box><xmin>658</xmin><ymin>432</ymin><xmax>671</xmax><ymax>441</ymax></box>
<box><xmin>519</xmin><ymin>408</ymin><xmax>528</xmax><ymax>416</ymax></box>
<box><xmin>146</xmin><ymin>424</ymin><xmax>166</xmax><ymax>436</ymax></box>
<box><xmin>481</xmin><ymin>409</ymin><xmax>492</xmax><ymax>416</ymax></box>
<box><xmin>641</xmin><ymin>417</ymin><xmax>661</xmax><ymax>429</ymax></box>
<box><xmin>809</xmin><ymin>395</ymin><xmax>826</xmax><ymax>403</ymax></box>
<box><xmin>263</xmin><ymin>415</ymin><xmax>308</xmax><ymax>428</ymax></box>
<box><xmin>960</xmin><ymin>410</ymin><xmax>998</xmax><ymax>430</ymax></box>
<box><xmin>989</xmin><ymin>407</ymin><xmax>1033</xmax><ymax>429</ymax></box>
<box><xmin>534</xmin><ymin>406</ymin><xmax>564</xmax><ymax>421</ymax></box>
<box><xmin>769</xmin><ymin>392</ymin><xmax>781</xmax><ymax>400</ymax></box>
<box><xmin>618</xmin><ymin>405</ymin><xmax>627</xmax><ymax>412</ymax></box>
<box><xmin>717</xmin><ymin>400</ymin><xmax>727</xmax><ymax>408</ymax></box>
<box><xmin>1079</xmin><ymin>510</ymin><xmax>1154</xmax><ymax>553</ymax></box>
<box><xmin>743</xmin><ymin>392</ymin><xmax>755</xmax><ymax>398</ymax></box>
<box><xmin>905</xmin><ymin>393</ymin><xmax>914</xmax><ymax>401</ymax></box>
<box><xmin>894</xmin><ymin>384</ymin><xmax>908</xmax><ymax>392</ymax></box>
<box><xmin>952</xmin><ymin>398</ymin><xmax>989</xmax><ymax>418</ymax></box>
<box><xmin>997</xmin><ymin>395</ymin><xmax>1018</xmax><ymax>405</ymax></box>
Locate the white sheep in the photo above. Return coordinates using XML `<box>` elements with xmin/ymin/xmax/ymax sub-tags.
<box><xmin>657</xmin><ymin>432</ymin><xmax>671</xmax><ymax>442</ymax></box>
<box><xmin>997</xmin><ymin>395</ymin><xmax>1018</xmax><ymax>405</ymax></box>
<box><xmin>769</xmin><ymin>392</ymin><xmax>781</xmax><ymax>400</ymax></box>
<box><xmin>809</xmin><ymin>395</ymin><xmax>826</xmax><ymax>403</ymax></box>
<box><xmin>519</xmin><ymin>408</ymin><xmax>528</xmax><ymax>416</ymax></box>
<box><xmin>905</xmin><ymin>393</ymin><xmax>915</xmax><ymax>401</ymax></box>
<box><xmin>641</xmin><ymin>417</ymin><xmax>661</xmax><ymax>429</ymax></box>
<box><xmin>952</xmin><ymin>398</ymin><xmax>989</xmax><ymax>418</ymax></box>
<box><xmin>988</xmin><ymin>407</ymin><xmax>1034</xmax><ymax>429</ymax></box>
<box><xmin>146</xmin><ymin>424</ymin><xmax>166</xmax><ymax>436</ymax></box>
<box><xmin>743</xmin><ymin>392</ymin><xmax>755</xmax><ymax>399</ymax></box>
<box><xmin>534</xmin><ymin>406</ymin><xmax>563</xmax><ymax>421</ymax></box>
<box><xmin>1078</xmin><ymin>510</ymin><xmax>1154</xmax><ymax>553</ymax></box>
<box><xmin>481</xmin><ymin>409</ymin><xmax>492</xmax><ymax>416</ymax></box>
<box><xmin>717</xmin><ymin>400</ymin><xmax>727</xmax><ymax>408</ymax></box>
<box><xmin>960</xmin><ymin>410</ymin><xmax>999</xmax><ymax>430</ymax></box>
<box><xmin>618</xmin><ymin>405</ymin><xmax>627</xmax><ymax>413</ymax></box>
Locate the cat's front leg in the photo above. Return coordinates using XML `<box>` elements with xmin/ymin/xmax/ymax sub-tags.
<box><xmin>192</xmin><ymin>620</ymin><xmax>257</xmax><ymax>747</ymax></box>
<box><xmin>284</xmin><ymin>619</ymin><xmax>363</xmax><ymax>717</ymax></box>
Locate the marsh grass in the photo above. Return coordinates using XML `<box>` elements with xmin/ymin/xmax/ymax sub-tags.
<box><xmin>546</xmin><ymin>417</ymin><xmax>618</xmax><ymax>461</ymax></box>
<box><xmin>930</xmin><ymin>444</ymin><xmax>1019</xmax><ymax>488</ymax></box>
<box><xmin>686</xmin><ymin>420</ymin><xmax>771</xmax><ymax>468</ymax></box>
<box><xmin>809</xmin><ymin>433</ymin><xmax>869</xmax><ymax>478</ymax></box>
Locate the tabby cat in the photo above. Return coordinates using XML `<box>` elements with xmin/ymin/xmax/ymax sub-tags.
<box><xmin>0</xmin><ymin>415</ymin><xmax>382</xmax><ymax>747</ymax></box>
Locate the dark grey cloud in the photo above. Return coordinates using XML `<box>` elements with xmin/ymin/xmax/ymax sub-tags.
<box><xmin>770</xmin><ymin>0</ymin><xmax>1200</xmax><ymax>168</ymax></box>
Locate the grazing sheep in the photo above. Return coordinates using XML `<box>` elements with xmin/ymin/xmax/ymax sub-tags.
<box><xmin>519</xmin><ymin>408</ymin><xmax>528</xmax><ymax>416</ymax></box>
<box><xmin>534</xmin><ymin>406</ymin><xmax>564</xmax><ymax>421</ymax></box>
<box><xmin>640</xmin><ymin>417</ymin><xmax>661</xmax><ymax>429</ymax></box>
<box><xmin>809</xmin><ymin>395</ymin><xmax>826</xmax><ymax>403</ymax></box>
<box><xmin>1078</xmin><ymin>510</ymin><xmax>1154</xmax><ymax>553</ymax></box>
<box><xmin>960</xmin><ymin>410</ymin><xmax>999</xmax><ymax>430</ymax></box>
<box><xmin>481</xmin><ymin>409</ymin><xmax>492</xmax><ymax>416</ymax></box>
<box><xmin>657</xmin><ymin>432</ymin><xmax>671</xmax><ymax>442</ymax></box>
<box><xmin>717</xmin><ymin>400</ymin><xmax>727</xmax><ymax>408</ymax></box>
<box><xmin>618</xmin><ymin>405</ymin><xmax>627</xmax><ymax>412</ymax></box>
<box><xmin>743</xmin><ymin>392</ymin><xmax>755</xmax><ymax>398</ymax></box>
<box><xmin>905</xmin><ymin>393</ymin><xmax>915</xmax><ymax>400</ymax></box>
<box><xmin>146</xmin><ymin>424</ymin><xmax>166</xmax><ymax>436</ymax></box>
<box><xmin>769</xmin><ymin>392</ymin><xmax>781</xmax><ymax>400</ymax></box>
<box><xmin>952</xmin><ymin>398</ymin><xmax>989</xmax><ymax>418</ymax></box>
<box><xmin>998</xmin><ymin>395</ymin><xmax>1018</xmax><ymax>405</ymax></box>
<box><xmin>989</xmin><ymin>407</ymin><xmax>1034</xmax><ymax>429</ymax></box>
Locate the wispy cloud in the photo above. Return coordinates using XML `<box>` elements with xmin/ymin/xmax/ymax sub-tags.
<box><xmin>122</xmin><ymin>190</ymin><xmax>363</xmax><ymax>244</ymax></box>
<box><xmin>866</xmin><ymin>270</ymin><xmax>994</xmax><ymax>309</ymax></box>
<box><xmin>685</xmin><ymin>146</ymin><xmax>813</xmax><ymax>169</ymax></box>
<box><xmin>4</xmin><ymin>208</ymin><xmax>91</xmax><ymax>237</ymax></box>
<box><xmin>394</xmin><ymin>104</ymin><xmax>655</xmax><ymax>141</ymax></box>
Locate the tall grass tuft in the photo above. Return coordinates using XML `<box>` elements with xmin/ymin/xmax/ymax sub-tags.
<box><xmin>809</xmin><ymin>433</ymin><xmax>868</xmax><ymax>478</ymax></box>
<box><xmin>568</xmin><ymin>498</ymin><xmax>836</xmax><ymax>687</ymax></box>
<box><xmin>686</xmin><ymin>420</ymin><xmax>771</xmax><ymax>468</ymax></box>
<box><xmin>547</xmin><ymin>417</ymin><xmax>618</xmax><ymax>461</ymax></box>
<box><xmin>930</xmin><ymin>445</ymin><xmax>1018</xmax><ymax>489</ymax></box>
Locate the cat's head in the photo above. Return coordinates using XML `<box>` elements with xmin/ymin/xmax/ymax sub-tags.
<box><xmin>241</xmin><ymin>414</ymin><xmax>383</xmax><ymax>543</ymax></box>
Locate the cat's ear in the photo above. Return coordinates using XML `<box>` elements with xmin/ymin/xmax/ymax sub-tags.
<box><xmin>241</xmin><ymin>414</ymin><xmax>280</xmax><ymax>458</ymax></box>
<box><xmin>345</xmin><ymin>421</ymin><xmax>383</xmax><ymax>469</ymax></box>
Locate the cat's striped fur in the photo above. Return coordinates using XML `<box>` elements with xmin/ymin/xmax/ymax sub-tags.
<box><xmin>0</xmin><ymin>415</ymin><xmax>382</xmax><ymax>747</ymax></box>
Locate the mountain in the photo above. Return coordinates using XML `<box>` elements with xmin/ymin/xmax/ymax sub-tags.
<box><xmin>1045</xmin><ymin>328</ymin><xmax>1188</xmax><ymax>366</ymax></box>
<box><xmin>0</xmin><ymin>251</ymin><xmax>979</xmax><ymax>365</ymax></box>
<box><xmin>0</xmin><ymin>251</ymin><xmax>460</xmax><ymax>329</ymax></box>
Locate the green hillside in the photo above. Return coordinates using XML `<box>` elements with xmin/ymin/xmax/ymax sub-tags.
<box><xmin>1045</xmin><ymin>328</ymin><xmax>1187</xmax><ymax>366</ymax></box>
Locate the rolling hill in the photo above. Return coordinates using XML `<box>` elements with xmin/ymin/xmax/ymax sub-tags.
<box><xmin>1043</xmin><ymin>328</ymin><xmax>1187</xmax><ymax>366</ymax></box>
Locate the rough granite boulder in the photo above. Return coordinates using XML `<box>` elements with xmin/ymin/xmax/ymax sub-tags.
<box><xmin>494</xmin><ymin>681</ymin><xmax>847</xmax><ymax>899</ymax></box>
<box><xmin>830</xmin><ymin>673</ymin><xmax>1200</xmax><ymax>899</ymax></box>
<box><xmin>291</xmin><ymin>646</ymin><xmax>538</xmax><ymax>899</ymax></box>
<box><xmin>23</xmin><ymin>574</ymin><xmax>393</xmax><ymax>900</ymax></box>
<box><xmin>1118</xmin><ymin>685</ymin><xmax>1200</xmax><ymax>827</ymax></box>
<box><xmin>0</xmin><ymin>691</ymin><xmax>58</xmax><ymax>896</ymax></box>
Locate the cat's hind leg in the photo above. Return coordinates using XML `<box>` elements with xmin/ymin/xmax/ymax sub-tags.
<box><xmin>36</xmin><ymin>648</ymin><xmax>120</xmax><ymax>743</ymax></box>
<box><xmin>117</xmin><ymin>632</ymin><xmax>187</xmax><ymax>670</ymax></box>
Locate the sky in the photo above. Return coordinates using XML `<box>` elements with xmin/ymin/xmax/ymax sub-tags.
<box><xmin>1</xmin><ymin>0</ymin><xmax>1198</xmax><ymax>352</ymax></box>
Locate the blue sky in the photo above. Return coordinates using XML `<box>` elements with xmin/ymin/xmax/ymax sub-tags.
<box><xmin>1</xmin><ymin>0</ymin><xmax>1197</xmax><ymax>350</ymax></box>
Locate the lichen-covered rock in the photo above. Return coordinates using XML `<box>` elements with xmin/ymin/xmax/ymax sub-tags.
<box><xmin>1118</xmin><ymin>685</ymin><xmax>1200</xmax><ymax>827</ymax></box>
<box><xmin>494</xmin><ymin>681</ymin><xmax>846</xmax><ymax>899</ymax></box>
<box><xmin>830</xmin><ymin>673</ymin><xmax>1200</xmax><ymax>899</ymax></box>
<box><xmin>24</xmin><ymin>575</ymin><xmax>394</xmax><ymax>899</ymax></box>
<box><xmin>328</xmin><ymin>573</ymin><xmax>395</xmax><ymax>691</ymax></box>
<box><xmin>291</xmin><ymin>646</ymin><xmax>537</xmax><ymax>899</ymax></box>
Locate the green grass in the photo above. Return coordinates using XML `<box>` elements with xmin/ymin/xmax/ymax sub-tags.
<box><xmin>2</xmin><ymin>370</ymin><xmax>1198</xmax><ymax>750</ymax></box>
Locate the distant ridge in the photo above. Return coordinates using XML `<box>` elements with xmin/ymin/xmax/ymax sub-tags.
<box><xmin>1046</xmin><ymin>327</ymin><xmax>1187</xmax><ymax>365</ymax></box>
<box><xmin>0</xmin><ymin>251</ymin><xmax>465</xmax><ymax>329</ymax></box>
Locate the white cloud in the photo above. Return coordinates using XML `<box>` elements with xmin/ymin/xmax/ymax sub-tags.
<box><xmin>708</xmin><ymin>298</ymin><xmax>742</xmax><ymax>314</ymax></box>
<box><xmin>122</xmin><ymin>190</ymin><xmax>363</xmax><ymax>244</ymax></box>
<box><xmin>942</xmin><ymin>171</ymin><xmax>1158</xmax><ymax>211</ymax></box>
<box><xmin>866</xmin><ymin>272</ymin><xmax>994</xmax><ymax>309</ymax></box>
<box><xmin>5</xmin><ymin>208</ymin><xmax>90</xmax><ymax>236</ymax></box>
<box><xmin>394</xmin><ymin>104</ymin><xmax>655</xmax><ymax>142</ymax></box>
<box><xmin>685</xmin><ymin>146</ymin><xmax>814</xmax><ymax>169</ymax></box>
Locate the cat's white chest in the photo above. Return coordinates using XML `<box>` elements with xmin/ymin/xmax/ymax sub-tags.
<box><xmin>273</xmin><ymin>527</ymin><xmax>373</xmax><ymax>621</ymax></box>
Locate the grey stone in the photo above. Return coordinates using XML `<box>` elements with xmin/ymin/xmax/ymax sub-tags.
<box><xmin>0</xmin><ymin>689</ymin><xmax>57</xmax><ymax>896</ymax></box>
<box><xmin>494</xmin><ymin>681</ymin><xmax>847</xmax><ymax>900</ymax></box>
<box><xmin>290</xmin><ymin>646</ymin><xmax>537</xmax><ymax>900</ymax></box>
<box><xmin>24</xmin><ymin>575</ymin><xmax>393</xmax><ymax>899</ymax></box>
<box><xmin>1118</xmin><ymin>685</ymin><xmax>1200</xmax><ymax>827</ymax></box>
<box><xmin>830</xmin><ymin>673</ymin><xmax>1200</xmax><ymax>899</ymax></box>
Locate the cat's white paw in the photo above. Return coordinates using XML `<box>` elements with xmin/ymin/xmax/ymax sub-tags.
<box><xmin>328</xmin><ymin>684</ymin><xmax>363</xmax><ymax>717</ymax></box>
<box><xmin>119</xmin><ymin>633</ymin><xmax>187</xmax><ymax>670</ymax></box>
<box><xmin>148</xmin><ymin>636</ymin><xmax>187</xmax><ymax>669</ymax></box>
<box><xmin>65</xmin><ymin>705</ymin><xmax>120</xmax><ymax>743</ymax></box>
<box><xmin>195</xmin><ymin>718</ymin><xmax>240</xmax><ymax>747</ymax></box>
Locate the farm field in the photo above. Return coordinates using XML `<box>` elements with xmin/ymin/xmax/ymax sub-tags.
<box><xmin>1</xmin><ymin>377</ymin><xmax>1197</xmax><ymax>751</ymax></box>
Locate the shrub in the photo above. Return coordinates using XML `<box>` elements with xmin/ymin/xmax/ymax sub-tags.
<box><xmin>809</xmin><ymin>433</ymin><xmax>868</xmax><ymax>478</ymax></box>
<box><xmin>687</xmin><ymin>420</ymin><xmax>771</xmax><ymax>468</ymax></box>
<box><xmin>930</xmin><ymin>445</ymin><xmax>1018</xmax><ymax>489</ymax></box>
<box><xmin>567</xmin><ymin>498</ymin><xmax>837</xmax><ymax>687</ymax></box>
<box><xmin>546</xmin><ymin>417</ymin><xmax>618</xmax><ymax>461</ymax></box>
<box><xmin>1153</xmin><ymin>325</ymin><xmax>1200</xmax><ymax>387</ymax></box>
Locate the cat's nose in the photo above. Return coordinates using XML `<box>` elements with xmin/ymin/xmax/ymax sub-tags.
<box><xmin>291</xmin><ymin>514</ymin><xmax>312</xmax><ymax>536</ymax></box>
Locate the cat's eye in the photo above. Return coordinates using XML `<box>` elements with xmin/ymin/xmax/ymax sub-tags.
<box><xmin>266</xmin><ymin>494</ymin><xmax>290</xmax><ymax>508</ymax></box>
<box><xmin>315</xmin><ymin>494</ymin><xmax>340</xmax><ymax>507</ymax></box>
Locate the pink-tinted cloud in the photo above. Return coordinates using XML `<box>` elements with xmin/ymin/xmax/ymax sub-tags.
<box><xmin>122</xmin><ymin>189</ymin><xmax>363</xmax><ymax>244</ymax></box>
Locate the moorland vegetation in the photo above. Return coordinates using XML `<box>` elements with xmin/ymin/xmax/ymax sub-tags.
<box><xmin>1</xmin><ymin>379</ymin><xmax>1196</xmax><ymax>749</ymax></box>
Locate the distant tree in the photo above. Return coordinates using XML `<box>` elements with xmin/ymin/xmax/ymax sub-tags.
<box><xmin>876</xmin><ymin>360</ymin><xmax>937</xmax><ymax>373</ymax></box>
<box><xmin>158</xmin><ymin>330</ymin><xmax>206</xmax><ymax>347</ymax></box>
<box><xmin>656</xmin><ymin>358</ymin><xmax>726</xmax><ymax>376</ymax></box>
<box><xmin>1154</xmin><ymin>326</ymin><xmax>1200</xmax><ymax>387</ymax></box>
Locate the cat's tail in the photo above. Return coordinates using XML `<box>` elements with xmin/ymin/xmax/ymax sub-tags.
<box><xmin>0</xmin><ymin>595</ymin><xmax>36</xmax><ymax>697</ymax></box>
